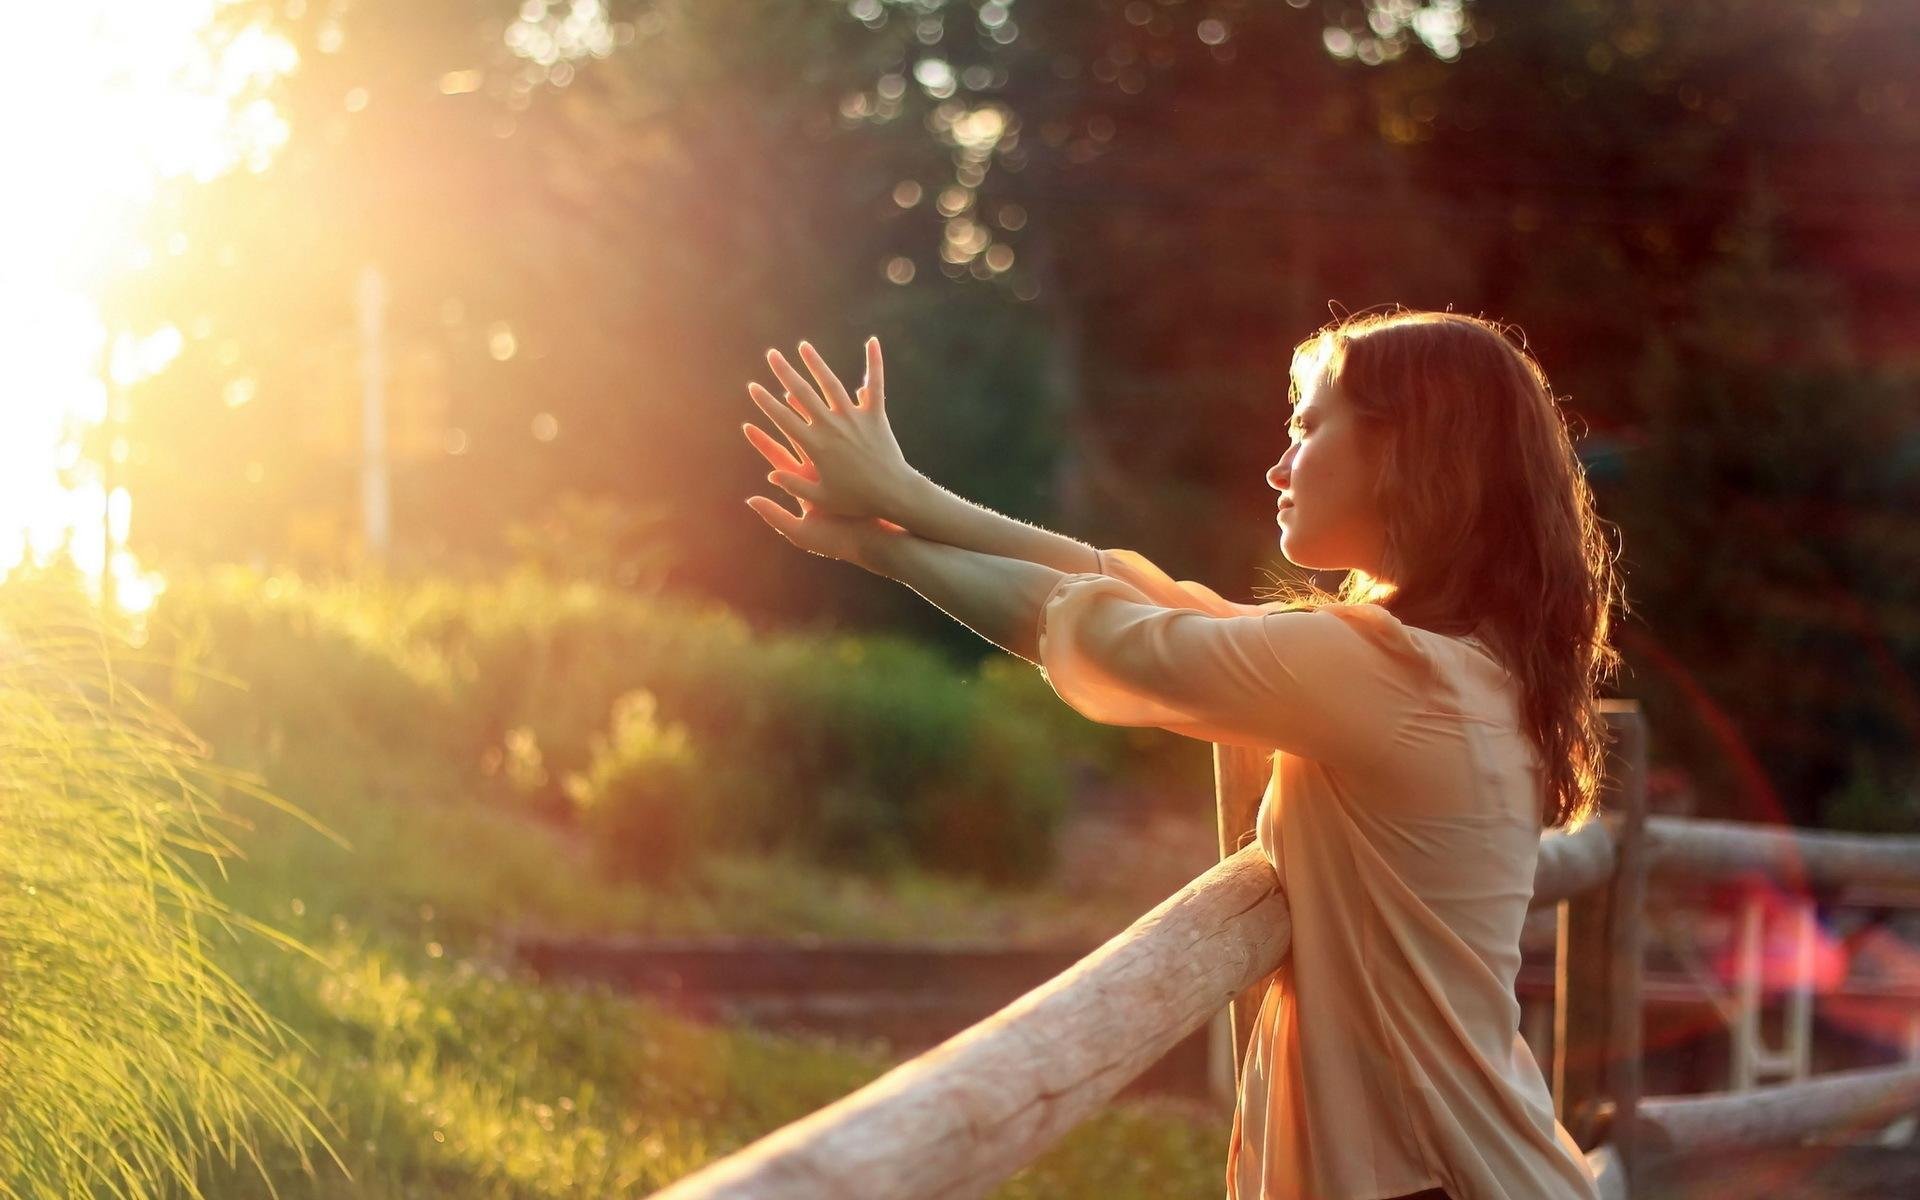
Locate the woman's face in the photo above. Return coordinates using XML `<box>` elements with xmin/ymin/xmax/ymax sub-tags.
<box><xmin>1267</xmin><ymin>370</ymin><xmax>1389</xmax><ymax>576</ymax></box>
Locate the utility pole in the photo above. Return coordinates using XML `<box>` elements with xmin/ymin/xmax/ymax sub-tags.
<box><xmin>98</xmin><ymin>333</ymin><xmax>119</xmax><ymax>614</ymax></box>
<box><xmin>357</xmin><ymin>263</ymin><xmax>390</xmax><ymax>561</ymax></box>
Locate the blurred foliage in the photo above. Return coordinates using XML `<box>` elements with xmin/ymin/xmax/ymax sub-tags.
<box><xmin>1601</xmin><ymin>203</ymin><xmax>1920</xmax><ymax>828</ymax></box>
<box><xmin>565</xmin><ymin>689</ymin><xmax>712</xmax><ymax>882</ymax></box>
<box><xmin>0</xmin><ymin>567</ymin><xmax>331</xmax><ymax>1198</ymax></box>
<box><xmin>87</xmin><ymin>0</ymin><xmax>1920</xmax><ymax>831</ymax></box>
<box><xmin>133</xmin><ymin>564</ymin><xmax>1120</xmax><ymax>888</ymax></box>
<box><xmin>502</xmin><ymin>491</ymin><xmax>677</xmax><ymax>589</ymax></box>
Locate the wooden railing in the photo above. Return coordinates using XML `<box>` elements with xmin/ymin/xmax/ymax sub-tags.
<box><xmin>652</xmin><ymin>701</ymin><xmax>1920</xmax><ymax>1199</ymax></box>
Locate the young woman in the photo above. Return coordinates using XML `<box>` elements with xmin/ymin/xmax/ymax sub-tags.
<box><xmin>740</xmin><ymin>308</ymin><xmax>1623</xmax><ymax>1200</ymax></box>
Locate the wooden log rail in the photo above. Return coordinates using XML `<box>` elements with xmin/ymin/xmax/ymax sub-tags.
<box><xmin>650</xmin><ymin>814</ymin><xmax>1631</xmax><ymax>1199</ymax></box>
<box><xmin>1633</xmin><ymin>1060</ymin><xmax>1920</xmax><ymax>1160</ymax></box>
<box><xmin>1642</xmin><ymin>816</ymin><xmax>1920</xmax><ymax>893</ymax></box>
<box><xmin>648</xmin><ymin>845</ymin><xmax>1290</xmax><ymax>1200</ymax></box>
<box><xmin>650</xmin><ymin>699</ymin><xmax>1920</xmax><ymax>1199</ymax></box>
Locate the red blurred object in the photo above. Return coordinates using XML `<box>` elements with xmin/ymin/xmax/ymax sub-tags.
<box><xmin>1706</xmin><ymin>875</ymin><xmax>1852</xmax><ymax>995</ymax></box>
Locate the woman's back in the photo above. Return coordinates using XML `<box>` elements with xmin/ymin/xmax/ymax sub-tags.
<box><xmin>1039</xmin><ymin>547</ymin><xmax>1599</xmax><ymax>1200</ymax></box>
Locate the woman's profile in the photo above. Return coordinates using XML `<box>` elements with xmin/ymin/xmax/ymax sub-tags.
<box><xmin>740</xmin><ymin>307</ymin><xmax>1624</xmax><ymax>1200</ymax></box>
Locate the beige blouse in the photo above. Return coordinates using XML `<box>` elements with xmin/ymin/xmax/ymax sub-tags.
<box><xmin>1035</xmin><ymin>547</ymin><xmax>1600</xmax><ymax>1200</ymax></box>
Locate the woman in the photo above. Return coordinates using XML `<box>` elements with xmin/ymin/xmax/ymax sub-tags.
<box><xmin>740</xmin><ymin>308</ymin><xmax>1624</xmax><ymax>1200</ymax></box>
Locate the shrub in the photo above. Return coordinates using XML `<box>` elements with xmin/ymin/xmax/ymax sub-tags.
<box><xmin>746</xmin><ymin>635</ymin><xmax>1072</xmax><ymax>882</ymax></box>
<box><xmin>136</xmin><ymin>568</ymin><xmax>1116</xmax><ymax>886</ymax></box>
<box><xmin>566</xmin><ymin>689</ymin><xmax>713</xmax><ymax>883</ymax></box>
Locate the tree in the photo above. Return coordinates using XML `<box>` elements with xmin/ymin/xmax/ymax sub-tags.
<box><xmin>100</xmin><ymin>0</ymin><xmax>1920</xmax><ymax>824</ymax></box>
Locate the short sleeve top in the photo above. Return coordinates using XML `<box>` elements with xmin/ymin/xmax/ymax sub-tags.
<box><xmin>1036</xmin><ymin>548</ymin><xmax>1601</xmax><ymax>1200</ymax></box>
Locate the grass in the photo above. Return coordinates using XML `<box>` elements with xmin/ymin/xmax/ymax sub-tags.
<box><xmin>2</xmin><ymin>562</ymin><xmax>1227</xmax><ymax>1197</ymax></box>
<box><xmin>190</xmin><ymin>916</ymin><xmax>1227</xmax><ymax>1199</ymax></box>
<box><xmin>0</xmin><ymin>575</ymin><xmax>332</xmax><ymax>1198</ymax></box>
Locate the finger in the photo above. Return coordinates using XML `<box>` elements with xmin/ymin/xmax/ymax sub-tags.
<box><xmin>741</xmin><ymin>422</ymin><xmax>815</xmax><ymax>477</ymax></box>
<box><xmin>745</xmin><ymin>494</ymin><xmax>800</xmax><ymax>537</ymax></box>
<box><xmin>797</xmin><ymin>341</ymin><xmax>854</xmax><ymax>414</ymax></box>
<box><xmin>861</xmin><ymin>335</ymin><xmax>885</xmax><ymax>412</ymax></box>
<box><xmin>766</xmin><ymin>349</ymin><xmax>831</xmax><ymax>423</ymax></box>
<box><xmin>747</xmin><ymin>381</ymin><xmax>814</xmax><ymax>452</ymax></box>
<box><xmin>767</xmin><ymin>469</ymin><xmax>823</xmax><ymax>504</ymax></box>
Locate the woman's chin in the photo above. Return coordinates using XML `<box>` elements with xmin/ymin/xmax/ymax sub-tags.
<box><xmin>1278</xmin><ymin>532</ymin><xmax>1326</xmax><ymax>572</ymax></box>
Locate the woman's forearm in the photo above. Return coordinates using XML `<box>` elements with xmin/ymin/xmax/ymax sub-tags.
<box><xmin>860</xmin><ymin>529</ymin><xmax>1072</xmax><ymax>667</ymax></box>
<box><xmin>893</xmin><ymin>473</ymin><xmax>1101</xmax><ymax>577</ymax></box>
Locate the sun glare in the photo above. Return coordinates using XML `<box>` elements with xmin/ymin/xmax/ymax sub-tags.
<box><xmin>0</xmin><ymin>0</ymin><xmax>295</xmax><ymax>614</ymax></box>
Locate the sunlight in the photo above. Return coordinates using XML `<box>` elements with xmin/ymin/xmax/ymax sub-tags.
<box><xmin>0</xmin><ymin>0</ymin><xmax>294</xmax><ymax>613</ymax></box>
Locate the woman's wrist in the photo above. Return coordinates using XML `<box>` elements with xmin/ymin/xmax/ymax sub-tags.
<box><xmin>886</xmin><ymin>471</ymin><xmax>1102</xmax><ymax>577</ymax></box>
<box><xmin>887</xmin><ymin>468</ymin><xmax>942</xmax><ymax>531</ymax></box>
<box><xmin>854</xmin><ymin>519</ymin><xmax>912</xmax><ymax>578</ymax></box>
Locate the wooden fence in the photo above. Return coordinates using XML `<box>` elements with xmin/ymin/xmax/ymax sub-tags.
<box><xmin>648</xmin><ymin>701</ymin><xmax>1920</xmax><ymax>1199</ymax></box>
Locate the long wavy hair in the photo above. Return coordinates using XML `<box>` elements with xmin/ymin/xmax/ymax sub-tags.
<box><xmin>1255</xmin><ymin>308</ymin><xmax>1626</xmax><ymax>831</ymax></box>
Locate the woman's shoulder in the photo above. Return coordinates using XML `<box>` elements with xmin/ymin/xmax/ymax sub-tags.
<box><xmin>1260</xmin><ymin>601</ymin><xmax>1435</xmax><ymax>674</ymax></box>
<box><xmin>1271</xmin><ymin>602</ymin><xmax>1509</xmax><ymax>683</ymax></box>
<box><xmin>1268</xmin><ymin>600</ymin><xmax>1415</xmax><ymax>642</ymax></box>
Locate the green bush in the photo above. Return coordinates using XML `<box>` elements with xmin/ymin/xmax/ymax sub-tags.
<box><xmin>749</xmin><ymin>635</ymin><xmax>1070</xmax><ymax>881</ymax></box>
<box><xmin>567</xmin><ymin>689</ymin><xmax>714</xmax><ymax>883</ymax></box>
<box><xmin>136</xmin><ymin>568</ymin><xmax>1101</xmax><ymax>885</ymax></box>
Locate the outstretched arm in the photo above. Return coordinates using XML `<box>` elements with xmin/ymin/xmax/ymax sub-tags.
<box><xmin>751</xmin><ymin>506</ymin><xmax>1350</xmax><ymax>759</ymax></box>
<box><xmin>858</xmin><ymin>527</ymin><xmax>1070</xmax><ymax>667</ymax></box>
<box><xmin>892</xmin><ymin>474</ymin><xmax>1102</xmax><ymax>577</ymax></box>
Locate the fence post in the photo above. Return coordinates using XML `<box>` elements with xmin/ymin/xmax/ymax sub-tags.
<box><xmin>1213</xmin><ymin>742</ymin><xmax>1272</xmax><ymax>1107</ymax></box>
<box><xmin>1554</xmin><ymin>700</ymin><xmax>1648</xmax><ymax>1175</ymax></box>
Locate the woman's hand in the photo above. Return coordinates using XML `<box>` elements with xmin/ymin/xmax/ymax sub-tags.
<box><xmin>743</xmin><ymin>491</ymin><xmax>904</xmax><ymax>573</ymax></box>
<box><xmin>741</xmin><ymin>337</ymin><xmax>922</xmax><ymax>524</ymax></box>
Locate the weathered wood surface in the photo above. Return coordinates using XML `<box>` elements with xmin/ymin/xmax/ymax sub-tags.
<box><xmin>1633</xmin><ymin>1060</ymin><xmax>1920</xmax><ymax>1159</ymax></box>
<box><xmin>1533</xmin><ymin>810</ymin><xmax>1618</xmax><ymax>908</ymax></box>
<box><xmin>1526</xmin><ymin>797</ymin><xmax>1920</xmax><ymax>910</ymax></box>
<box><xmin>1604</xmin><ymin>704</ymin><xmax>1649</xmax><ymax>1173</ymax></box>
<box><xmin>1644</xmin><ymin>815</ymin><xmax>1920</xmax><ymax>891</ymax></box>
<box><xmin>1213</xmin><ymin>741</ymin><xmax>1271</xmax><ymax>1101</ymax></box>
<box><xmin>1554</xmin><ymin>704</ymin><xmax>1649</xmax><ymax>1160</ymax></box>
<box><xmin>648</xmin><ymin>843</ymin><xmax>1290</xmax><ymax>1200</ymax></box>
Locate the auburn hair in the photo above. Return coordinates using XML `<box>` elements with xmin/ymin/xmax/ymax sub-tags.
<box><xmin>1256</xmin><ymin>308</ymin><xmax>1626</xmax><ymax>831</ymax></box>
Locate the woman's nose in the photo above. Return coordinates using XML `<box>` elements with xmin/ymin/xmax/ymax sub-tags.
<box><xmin>1269</xmin><ymin>443</ymin><xmax>1299</xmax><ymax>490</ymax></box>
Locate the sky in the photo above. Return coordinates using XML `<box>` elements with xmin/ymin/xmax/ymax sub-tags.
<box><xmin>0</xmin><ymin>0</ymin><xmax>294</xmax><ymax>611</ymax></box>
